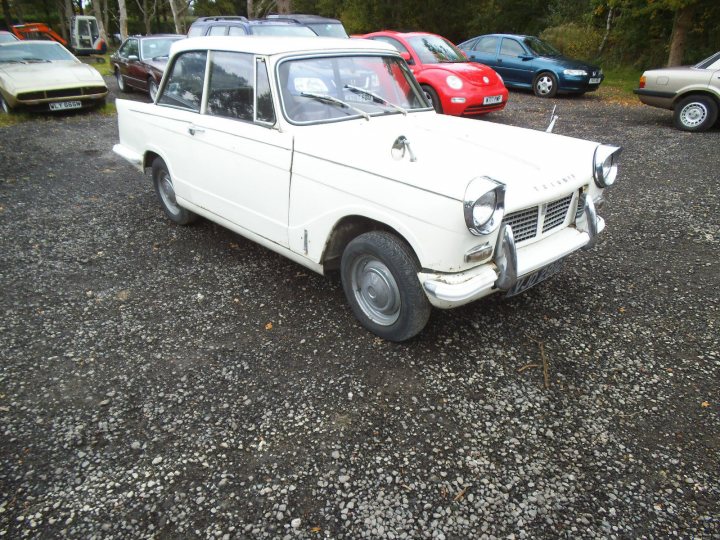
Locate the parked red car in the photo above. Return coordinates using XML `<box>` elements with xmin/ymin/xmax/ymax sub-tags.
<box><xmin>358</xmin><ymin>31</ymin><xmax>508</xmax><ymax>116</ymax></box>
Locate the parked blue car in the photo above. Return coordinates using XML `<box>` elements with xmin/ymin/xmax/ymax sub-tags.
<box><xmin>458</xmin><ymin>34</ymin><xmax>604</xmax><ymax>98</ymax></box>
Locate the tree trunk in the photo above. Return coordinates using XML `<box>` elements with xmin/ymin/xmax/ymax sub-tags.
<box><xmin>247</xmin><ymin>0</ymin><xmax>254</xmax><ymax>18</ymax></box>
<box><xmin>597</xmin><ymin>6</ymin><xmax>614</xmax><ymax>56</ymax></box>
<box><xmin>63</xmin><ymin>0</ymin><xmax>74</xmax><ymax>42</ymax></box>
<box><xmin>2</xmin><ymin>0</ymin><xmax>12</xmax><ymax>30</ymax></box>
<box><xmin>118</xmin><ymin>0</ymin><xmax>128</xmax><ymax>41</ymax></box>
<box><xmin>102</xmin><ymin>0</ymin><xmax>110</xmax><ymax>40</ymax></box>
<box><xmin>168</xmin><ymin>0</ymin><xmax>183</xmax><ymax>34</ymax></box>
<box><xmin>93</xmin><ymin>0</ymin><xmax>109</xmax><ymax>44</ymax></box>
<box><xmin>276</xmin><ymin>0</ymin><xmax>291</xmax><ymax>14</ymax></box>
<box><xmin>667</xmin><ymin>4</ymin><xmax>694</xmax><ymax>67</ymax></box>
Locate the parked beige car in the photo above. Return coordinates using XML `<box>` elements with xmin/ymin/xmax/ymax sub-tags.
<box><xmin>634</xmin><ymin>51</ymin><xmax>720</xmax><ymax>132</ymax></box>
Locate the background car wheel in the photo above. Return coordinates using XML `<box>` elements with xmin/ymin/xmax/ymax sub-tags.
<box><xmin>152</xmin><ymin>157</ymin><xmax>197</xmax><ymax>225</ymax></box>
<box><xmin>421</xmin><ymin>85</ymin><xmax>443</xmax><ymax>113</ymax></box>
<box><xmin>148</xmin><ymin>78</ymin><xmax>159</xmax><ymax>101</ymax></box>
<box><xmin>673</xmin><ymin>95</ymin><xmax>718</xmax><ymax>132</ymax></box>
<box><xmin>0</xmin><ymin>95</ymin><xmax>10</xmax><ymax>114</ymax></box>
<box><xmin>341</xmin><ymin>231</ymin><xmax>431</xmax><ymax>342</ymax></box>
<box><xmin>116</xmin><ymin>69</ymin><xmax>130</xmax><ymax>93</ymax></box>
<box><xmin>533</xmin><ymin>72</ymin><xmax>558</xmax><ymax>98</ymax></box>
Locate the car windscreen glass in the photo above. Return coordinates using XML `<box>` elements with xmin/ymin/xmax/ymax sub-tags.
<box><xmin>157</xmin><ymin>50</ymin><xmax>207</xmax><ymax>112</ymax></box>
<box><xmin>406</xmin><ymin>35</ymin><xmax>466</xmax><ymax>63</ymax></box>
<box><xmin>251</xmin><ymin>25</ymin><xmax>316</xmax><ymax>37</ymax></box>
<box><xmin>695</xmin><ymin>51</ymin><xmax>720</xmax><ymax>69</ymax></box>
<box><xmin>524</xmin><ymin>37</ymin><xmax>560</xmax><ymax>57</ymax></box>
<box><xmin>278</xmin><ymin>54</ymin><xmax>429</xmax><ymax>124</ymax></box>
<box><xmin>308</xmin><ymin>23</ymin><xmax>348</xmax><ymax>38</ymax></box>
<box><xmin>141</xmin><ymin>38</ymin><xmax>180</xmax><ymax>60</ymax></box>
<box><xmin>0</xmin><ymin>42</ymin><xmax>76</xmax><ymax>62</ymax></box>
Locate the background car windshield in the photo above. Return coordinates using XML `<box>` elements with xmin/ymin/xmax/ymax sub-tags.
<box><xmin>279</xmin><ymin>55</ymin><xmax>427</xmax><ymax>123</ymax></box>
<box><xmin>0</xmin><ymin>42</ymin><xmax>76</xmax><ymax>62</ymax></box>
<box><xmin>524</xmin><ymin>37</ymin><xmax>560</xmax><ymax>57</ymax></box>
<box><xmin>308</xmin><ymin>23</ymin><xmax>348</xmax><ymax>38</ymax></box>
<box><xmin>695</xmin><ymin>51</ymin><xmax>720</xmax><ymax>69</ymax></box>
<box><xmin>407</xmin><ymin>35</ymin><xmax>465</xmax><ymax>63</ymax></box>
<box><xmin>252</xmin><ymin>25</ymin><xmax>316</xmax><ymax>37</ymax></box>
<box><xmin>141</xmin><ymin>38</ymin><xmax>180</xmax><ymax>59</ymax></box>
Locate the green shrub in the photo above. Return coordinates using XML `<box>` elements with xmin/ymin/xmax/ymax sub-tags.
<box><xmin>539</xmin><ymin>23</ymin><xmax>602</xmax><ymax>62</ymax></box>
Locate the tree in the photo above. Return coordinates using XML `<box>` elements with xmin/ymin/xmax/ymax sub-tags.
<box><xmin>118</xmin><ymin>0</ymin><xmax>128</xmax><ymax>40</ymax></box>
<box><xmin>134</xmin><ymin>0</ymin><xmax>158</xmax><ymax>34</ymax></box>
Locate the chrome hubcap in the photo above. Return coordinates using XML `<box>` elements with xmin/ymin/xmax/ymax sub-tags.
<box><xmin>116</xmin><ymin>71</ymin><xmax>123</xmax><ymax>89</ymax></box>
<box><xmin>680</xmin><ymin>102</ymin><xmax>707</xmax><ymax>127</ymax></box>
<box><xmin>149</xmin><ymin>81</ymin><xmax>158</xmax><ymax>101</ymax></box>
<box><xmin>536</xmin><ymin>76</ymin><xmax>553</xmax><ymax>95</ymax></box>
<box><xmin>350</xmin><ymin>256</ymin><xmax>400</xmax><ymax>326</ymax></box>
<box><xmin>159</xmin><ymin>171</ymin><xmax>179</xmax><ymax>215</ymax></box>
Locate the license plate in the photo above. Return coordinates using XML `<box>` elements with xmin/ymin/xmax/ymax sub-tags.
<box><xmin>49</xmin><ymin>101</ymin><xmax>82</xmax><ymax>111</ymax></box>
<box><xmin>589</xmin><ymin>77</ymin><xmax>601</xmax><ymax>84</ymax></box>
<box><xmin>483</xmin><ymin>95</ymin><xmax>503</xmax><ymax>105</ymax></box>
<box><xmin>506</xmin><ymin>258</ymin><xmax>564</xmax><ymax>298</ymax></box>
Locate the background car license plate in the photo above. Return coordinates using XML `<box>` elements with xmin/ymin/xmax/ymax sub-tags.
<box><xmin>483</xmin><ymin>95</ymin><xmax>503</xmax><ymax>105</ymax></box>
<box><xmin>506</xmin><ymin>258</ymin><xmax>564</xmax><ymax>297</ymax></box>
<box><xmin>49</xmin><ymin>101</ymin><xmax>82</xmax><ymax>111</ymax></box>
<box><xmin>589</xmin><ymin>77</ymin><xmax>601</xmax><ymax>84</ymax></box>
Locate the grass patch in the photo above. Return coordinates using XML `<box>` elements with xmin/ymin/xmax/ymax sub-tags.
<box><xmin>0</xmin><ymin>112</ymin><xmax>34</xmax><ymax>128</ymax></box>
<box><xmin>98</xmin><ymin>102</ymin><xmax>117</xmax><ymax>115</ymax></box>
<box><xmin>79</xmin><ymin>53</ymin><xmax>114</xmax><ymax>76</ymax></box>
<box><xmin>595</xmin><ymin>66</ymin><xmax>644</xmax><ymax>105</ymax></box>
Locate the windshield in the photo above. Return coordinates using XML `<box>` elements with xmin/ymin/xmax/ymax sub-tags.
<box><xmin>523</xmin><ymin>37</ymin><xmax>560</xmax><ymax>57</ymax></box>
<box><xmin>278</xmin><ymin>54</ymin><xmax>430</xmax><ymax>124</ymax></box>
<box><xmin>308</xmin><ymin>23</ymin><xmax>348</xmax><ymax>38</ymax></box>
<box><xmin>695</xmin><ymin>51</ymin><xmax>720</xmax><ymax>69</ymax></box>
<box><xmin>406</xmin><ymin>35</ymin><xmax>466</xmax><ymax>64</ymax></box>
<box><xmin>251</xmin><ymin>25</ymin><xmax>317</xmax><ymax>37</ymax></box>
<box><xmin>0</xmin><ymin>42</ymin><xmax>76</xmax><ymax>63</ymax></box>
<box><xmin>0</xmin><ymin>32</ymin><xmax>18</xmax><ymax>43</ymax></box>
<box><xmin>141</xmin><ymin>37</ymin><xmax>181</xmax><ymax>59</ymax></box>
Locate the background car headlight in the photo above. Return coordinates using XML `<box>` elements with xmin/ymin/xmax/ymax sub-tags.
<box><xmin>563</xmin><ymin>69</ymin><xmax>587</xmax><ymax>76</ymax></box>
<box><xmin>446</xmin><ymin>75</ymin><xmax>463</xmax><ymax>90</ymax></box>
<box><xmin>464</xmin><ymin>177</ymin><xmax>505</xmax><ymax>236</ymax></box>
<box><xmin>593</xmin><ymin>145</ymin><xmax>622</xmax><ymax>188</ymax></box>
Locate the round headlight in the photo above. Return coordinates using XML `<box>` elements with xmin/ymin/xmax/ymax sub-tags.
<box><xmin>463</xmin><ymin>177</ymin><xmax>505</xmax><ymax>236</ymax></box>
<box><xmin>446</xmin><ymin>75</ymin><xmax>463</xmax><ymax>90</ymax></box>
<box><xmin>593</xmin><ymin>145</ymin><xmax>622</xmax><ymax>188</ymax></box>
<box><xmin>472</xmin><ymin>191</ymin><xmax>496</xmax><ymax>228</ymax></box>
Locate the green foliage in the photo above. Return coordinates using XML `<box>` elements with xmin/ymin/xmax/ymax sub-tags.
<box><xmin>540</xmin><ymin>23</ymin><xmax>602</xmax><ymax>61</ymax></box>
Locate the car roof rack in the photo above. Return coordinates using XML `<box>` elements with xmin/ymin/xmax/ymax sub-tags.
<box><xmin>196</xmin><ymin>16</ymin><xmax>249</xmax><ymax>22</ymax></box>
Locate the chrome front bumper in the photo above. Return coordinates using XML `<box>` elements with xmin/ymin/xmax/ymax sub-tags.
<box><xmin>420</xmin><ymin>198</ymin><xmax>602</xmax><ymax>309</ymax></box>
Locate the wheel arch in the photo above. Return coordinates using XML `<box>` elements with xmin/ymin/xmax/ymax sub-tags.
<box><xmin>672</xmin><ymin>89</ymin><xmax>720</xmax><ymax>108</ymax></box>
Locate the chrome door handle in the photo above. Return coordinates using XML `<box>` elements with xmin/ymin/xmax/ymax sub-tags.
<box><xmin>188</xmin><ymin>125</ymin><xmax>205</xmax><ymax>136</ymax></box>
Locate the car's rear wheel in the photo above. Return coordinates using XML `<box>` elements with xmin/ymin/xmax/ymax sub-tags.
<box><xmin>152</xmin><ymin>157</ymin><xmax>197</xmax><ymax>225</ymax></box>
<box><xmin>673</xmin><ymin>95</ymin><xmax>718</xmax><ymax>132</ymax></box>
<box><xmin>148</xmin><ymin>78</ymin><xmax>159</xmax><ymax>101</ymax></box>
<box><xmin>341</xmin><ymin>231</ymin><xmax>431</xmax><ymax>342</ymax></box>
<box><xmin>116</xmin><ymin>68</ymin><xmax>130</xmax><ymax>93</ymax></box>
<box><xmin>533</xmin><ymin>72</ymin><xmax>558</xmax><ymax>98</ymax></box>
<box><xmin>421</xmin><ymin>85</ymin><xmax>443</xmax><ymax>113</ymax></box>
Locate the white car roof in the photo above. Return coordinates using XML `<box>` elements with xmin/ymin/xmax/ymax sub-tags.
<box><xmin>171</xmin><ymin>36</ymin><xmax>396</xmax><ymax>57</ymax></box>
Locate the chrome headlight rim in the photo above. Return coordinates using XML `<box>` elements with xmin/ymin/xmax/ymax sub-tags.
<box><xmin>593</xmin><ymin>145</ymin><xmax>622</xmax><ymax>188</ymax></box>
<box><xmin>463</xmin><ymin>176</ymin><xmax>505</xmax><ymax>236</ymax></box>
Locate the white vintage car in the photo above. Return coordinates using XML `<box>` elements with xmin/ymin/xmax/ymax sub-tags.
<box><xmin>114</xmin><ymin>37</ymin><xmax>621</xmax><ymax>341</ymax></box>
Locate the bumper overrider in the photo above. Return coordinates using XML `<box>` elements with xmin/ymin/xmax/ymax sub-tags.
<box><xmin>420</xmin><ymin>144</ymin><xmax>620</xmax><ymax>309</ymax></box>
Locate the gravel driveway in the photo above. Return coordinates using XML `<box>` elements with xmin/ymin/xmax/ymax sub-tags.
<box><xmin>1</xmin><ymin>76</ymin><xmax>718</xmax><ymax>538</ymax></box>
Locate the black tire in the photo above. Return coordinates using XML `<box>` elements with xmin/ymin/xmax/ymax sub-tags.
<box><xmin>148</xmin><ymin>78</ymin><xmax>159</xmax><ymax>101</ymax></box>
<box><xmin>340</xmin><ymin>231</ymin><xmax>431</xmax><ymax>342</ymax></box>
<box><xmin>151</xmin><ymin>157</ymin><xmax>197</xmax><ymax>225</ymax></box>
<box><xmin>673</xmin><ymin>95</ymin><xmax>718</xmax><ymax>132</ymax></box>
<box><xmin>0</xmin><ymin>95</ymin><xmax>10</xmax><ymax>114</ymax></box>
<box><xmin>421</xmin><ymin>85</ymin><xmax>443</xmax><ymax>113</ymax></box>
<box><xmin>116</xmin><ymin>68</ymin><xmax>130</xmax><ymax>93</ymax></box>
<box><xmin>533</xmin><ymin>71</ymin><xmax>558</xmax><ymax>98</ymax></box>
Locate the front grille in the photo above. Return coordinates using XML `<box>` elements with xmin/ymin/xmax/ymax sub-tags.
<box><xmin>17</xmin><ymin>86</ymin><xmax>107</xmax><ymax>102</ymax></box>
<box><xmin>45</xmin><ymin>88</ymin><xmax>79</xmax><ymax>98</ymax></box>
<box><xmin>503</xmin><ymin>192</ymin><xmax>575</xmax><ymax>243</ymax></box>
<box><xmin>17</xmin><ymin>91</ymin><xmax>45</xmax><ymax>100</ymax></box>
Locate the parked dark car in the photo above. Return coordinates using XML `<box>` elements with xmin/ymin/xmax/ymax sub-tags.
<box><xmin>266</xmin><ymin>14</ymin><xmax>348</xmax><ymax>38</ymax></box>
<box><xmin>458</xmin><ymin>34</ymin><xmax>603</xmax><ymax>98</ymax></box>
<box><xmin>187</xmin><ymin>16</ymin><xmax>317</xmax><ymax>38</ymax></box>
<box><xmin>111</xmin><ymin>34</ymin><xmax>184</xmax><ymax>101</ymax></box>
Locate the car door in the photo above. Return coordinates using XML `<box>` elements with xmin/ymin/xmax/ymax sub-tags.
<box><xmin>497</xmin><ymin>37</ymin><xmax>534</xmax><ymax>86</ymax></box>
<box><xmin>157</xmin><ymin>50</ymin><xmax>292</xmax><ymax>246</ymax></box>
<box><xmin>465</xmin><ymin>35</ymin><xmax>500</xmax><ymax>68</ymax></box>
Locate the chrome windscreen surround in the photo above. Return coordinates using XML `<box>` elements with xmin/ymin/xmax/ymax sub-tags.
<box><xmin>593</xmin><ymin>145</ymin><xmax>622</xmax><ymax>188</ymax></box>
<box><xmin>463</xmin><ymin>176</ymin><xmax>506</xmax><ymax>236</ymax></box>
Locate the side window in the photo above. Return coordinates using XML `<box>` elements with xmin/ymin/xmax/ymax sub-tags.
<box><xmin>474</xmin><ymin>36</ymin><xmax>498</xmax><ymax>54</ymax></box>
<box><xmin>500</xmin><ymin>38</ymin><xmax>525</xmax><ymax>57</ymax></box>
<box><xmin>120</xmin><ymin>39</ymin><xmax>138</xmax><ymax>58</ymax></box>
<box><xmin>228</xmin><ymin>26</ymin><xmax>247</xmax><ymax>36</ymax></box>
<box><xmin>208</xmin><ymin>25</ymin><xmax>227</xmax><ymax>36</ymax></box>
<box><xmin>372</xmin><ymin>36</ymin><xmax>410</xmax><ymax>56</ymax></box>
<box><xmin>157</xmin><ymin>51</ymin><xmax>207</xmax><ymax>112</ymax></box>
<box><xmin>255</xmin><ymin>58</ymin><xmax>275</xmax><ymax>124</ymax></box>
<box><xmin>206</xmin><ymin>51</ymin><xmax>254</xmax><ymax>121</ymax></box>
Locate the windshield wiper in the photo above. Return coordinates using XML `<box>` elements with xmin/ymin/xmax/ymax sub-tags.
<box><xmin>344</xmin><ymin>84</ymin><xmax>407</xmax><ymax>116</ymax></box>
<box><xmin>300</xmin><ymin>91</ymin><xmax>370</xmax><ymax>121</ymax></box>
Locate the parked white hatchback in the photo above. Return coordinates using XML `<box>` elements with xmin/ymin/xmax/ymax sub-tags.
<box><xmin>114</xmin><ymin>36</ymin><xmax>621</xmax><ymax>341</ymax></box>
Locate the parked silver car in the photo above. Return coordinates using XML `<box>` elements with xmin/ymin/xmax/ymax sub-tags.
<box><xmin>634</xmin><ymin>51</ymin><xmax>720</xmax><ymax>132</ymax></box>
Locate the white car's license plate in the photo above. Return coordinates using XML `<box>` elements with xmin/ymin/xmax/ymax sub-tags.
<box><xmin>483</xmin><ymin>95</ymin><xmax>503</xmax><ymax>105</ymax></box>
<box><xmin>589</xmin><ymin>77</ymin><xmax>602</xmax><ymax>84</ymax></box>
<box><xmin>506</xmin><ymin>258</ymin><xmax>565</xmax><ymax>297</ymax></box>
<box><xmin>49</xmin><ymin>101</ymin><xmax>82</xmax><ymax>111</ymax></box>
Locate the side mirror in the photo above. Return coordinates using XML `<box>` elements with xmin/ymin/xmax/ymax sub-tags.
<box><xmin>400</xmin><ymin>51</ymin><xmax>414</xmax><ymax>65</ymax></box>
<box><xmin>128</xmin><ymin>54</ymin><xmax>139</xmax><ymax>61</ymax></box>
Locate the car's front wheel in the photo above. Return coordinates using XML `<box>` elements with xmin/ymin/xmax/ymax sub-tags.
<box><xmin>148</xmin><ymin>78</ymin><xmax>159</xmax><ymax>101</ymax></box>
<box><xmin>0</xmin><ymin>95</ymin><xmax>10</xmax><ymax>114</ymax></box>
<box><xmin>421</xmin><ymin>85</ymin><xmax>443</xmax><ymax>113</ymax></box>
<box><xmin>341</xmin><ymin>231</ymin><xmax>431</xmax><ymax>342</ymax></box>
<box><xmin>116</xmin><ymin>68</ymin><xmax>130</xmax><ymax>93</ymax></box>
<box><xmin>533</xmin><ymin>72</ymin><xmax>558</xmax><ymax>98</ymax></box>
<box><xmin>152</xmin><ymin>157</ymin><xmax>197</xmax><ymax>225</ymax></box>
<box><xmin>673</xmin><ymin>95</ymin><xmax>718</xmax><ymax>132</ymax></box>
